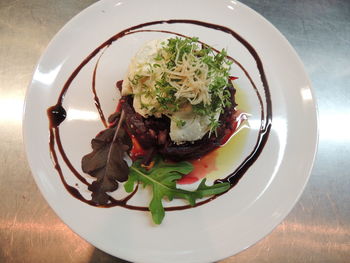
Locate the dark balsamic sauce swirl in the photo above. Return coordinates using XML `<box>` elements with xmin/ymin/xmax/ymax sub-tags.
<box><xmin>92</xmin><ymin>47</ymin><xmax>108</xmax><ymax>128</ymax></box>
<box><xmin>47</xmin><ymin>19</ymin><xmax>272</xmax><ymax>211</ymax></box>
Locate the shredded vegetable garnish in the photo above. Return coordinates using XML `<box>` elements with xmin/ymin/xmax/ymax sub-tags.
<box><xmin>124</xmin><ymin>37</ymin><xmax>233</xmax><ymax>137</ymax></box>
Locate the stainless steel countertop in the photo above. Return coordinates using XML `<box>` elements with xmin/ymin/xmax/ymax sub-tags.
<box><xmin>0</xmin><ymin>0</ymin><xmax>349</xmax><ymax>262</ymax></box>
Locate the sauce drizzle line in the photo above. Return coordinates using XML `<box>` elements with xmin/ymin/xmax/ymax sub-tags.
<box><xmin>47</xmin><ymin>19</ymin><xmax>272</xmax><ymax>211</ymax></box>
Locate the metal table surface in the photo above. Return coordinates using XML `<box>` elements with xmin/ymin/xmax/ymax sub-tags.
<box><xmin>0</xmin><ymin>0</ymin><xmax>349</xmax><ymax>262</ymax></box>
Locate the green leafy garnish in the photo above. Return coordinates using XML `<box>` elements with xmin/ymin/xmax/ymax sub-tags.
<box><xmin>174</xmin><ymin>118</ymin><xmax>186</xmax><ymax>128</ymax></box>
<box><xmin>124</xmin><ymin>156</ymin><xmax>231</xmax><ymax>224</ymax></box>
<box><xmin>208</xmin><ymin>116</ymin><xmax>220</xmax><ymax>137</ymax></box>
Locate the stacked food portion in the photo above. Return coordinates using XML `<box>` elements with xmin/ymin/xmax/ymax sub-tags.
<box><xmin>120</xmin><ymin>37</ymin><xmax>237</xmax><ymax>161</ymax></box>
<box><xmin>82</xmin><ymin>37</ymin><xmax>239</xmax><ymax>224</ymax></box>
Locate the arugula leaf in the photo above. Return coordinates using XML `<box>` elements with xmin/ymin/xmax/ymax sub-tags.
<box><xmin>124</xmin><ymin>156</ymin><xmax>230</xmax><ymax>224</ymax></box>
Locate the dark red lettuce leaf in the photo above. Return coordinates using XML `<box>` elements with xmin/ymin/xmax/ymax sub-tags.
<box><xmin>81</xmin><ymin>111</ymin><xmax>131</xmax><ymax>205</ymax></box>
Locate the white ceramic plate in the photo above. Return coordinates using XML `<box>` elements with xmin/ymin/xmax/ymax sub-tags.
<box><xmin>23</xmin><ymin>0</ymin><xmax>318</xmax><ymax>262</ymax></box>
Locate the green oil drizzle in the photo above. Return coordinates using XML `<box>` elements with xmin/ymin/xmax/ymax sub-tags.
<box><xmin>206</xmin><ymin>83</ymin><xmax>251</xmax><ymax>181</ymax></box>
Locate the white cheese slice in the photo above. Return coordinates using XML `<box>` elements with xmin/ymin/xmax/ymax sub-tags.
<box><xmin>169</xmin><ymin>110</ymin><xmax>220</xmax><ymax>144</ymax></box>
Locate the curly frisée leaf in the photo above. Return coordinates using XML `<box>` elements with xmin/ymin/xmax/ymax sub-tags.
<box><xmin>124</xmin><ymin>156</ymin><xmax>231</xmax><ymax>224</ymax></box>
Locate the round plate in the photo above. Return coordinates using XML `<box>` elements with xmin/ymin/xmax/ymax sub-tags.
<box><xmin>23</xmin><ymin>0</ymin><xmax>318</xmax><ymax>262</ymax></box>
